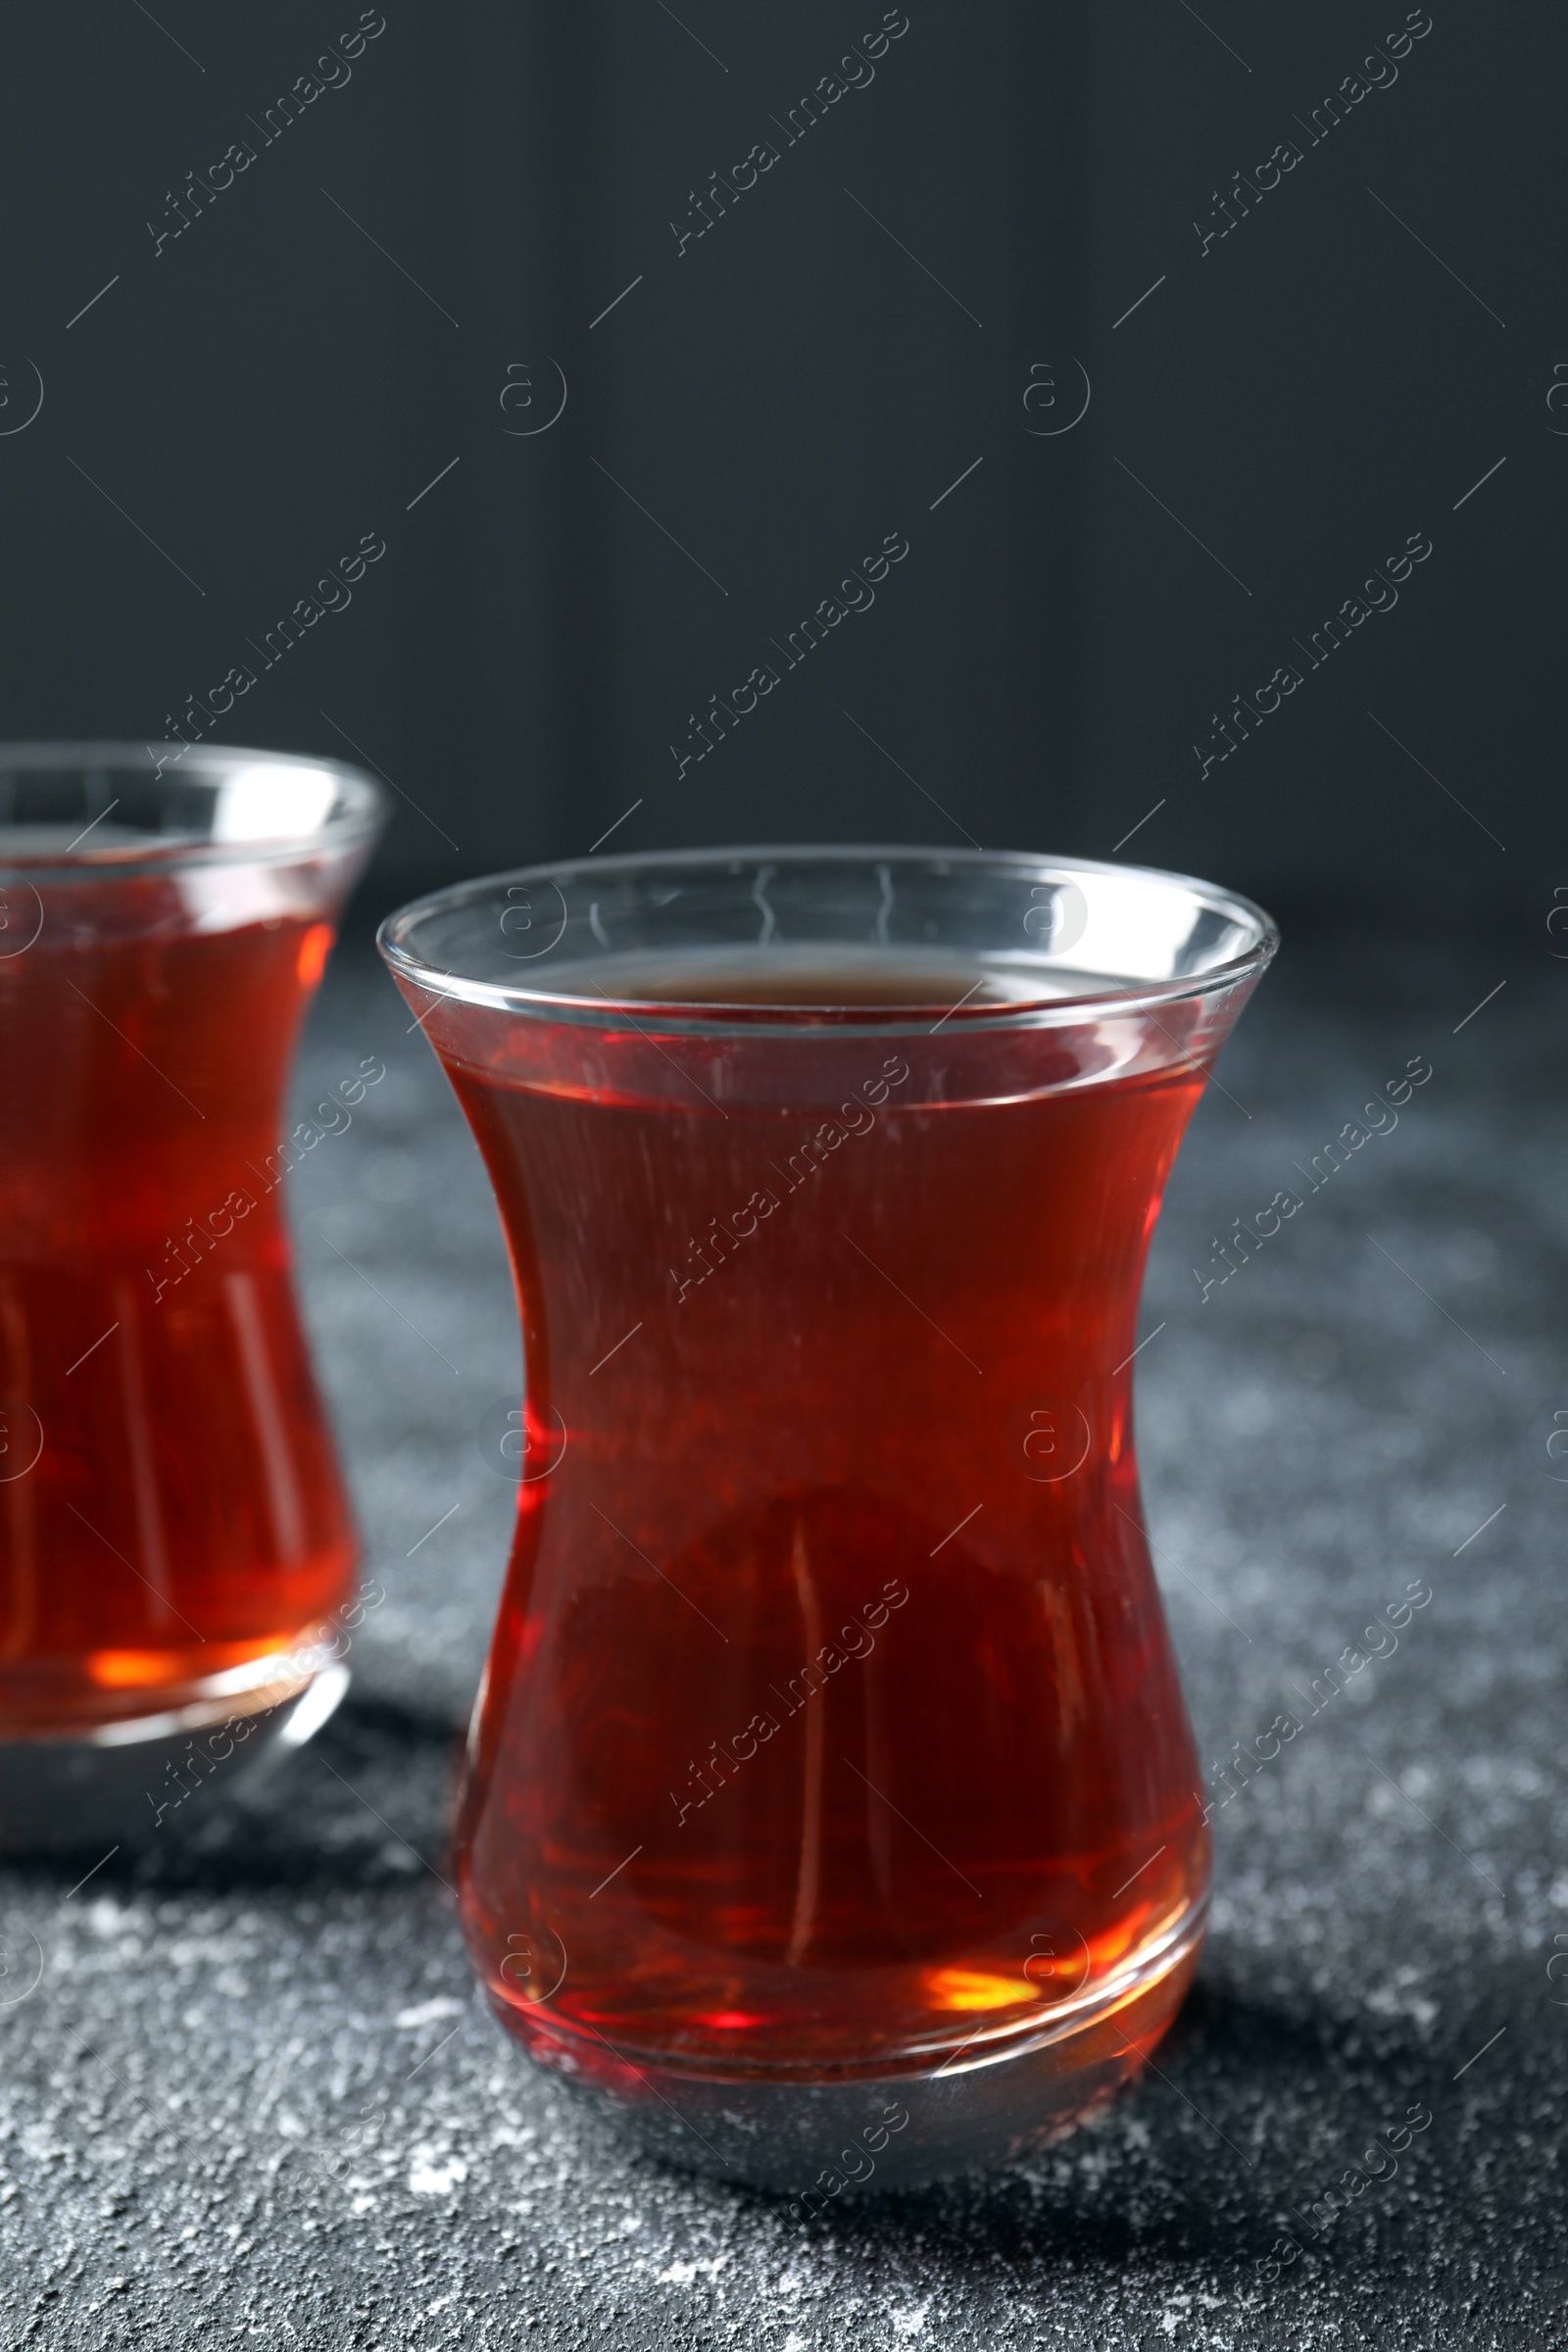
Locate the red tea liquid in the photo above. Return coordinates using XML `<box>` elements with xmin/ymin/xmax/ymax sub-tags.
<box><xmin>0</xmin><ymin>889</ymin><xmax>357</xmax><ymax>1730</ymax></box>
<box><xmin>435</xmin><ymin>955</ymin><xmax>1211</xmax><ymax>2079</ymax></box>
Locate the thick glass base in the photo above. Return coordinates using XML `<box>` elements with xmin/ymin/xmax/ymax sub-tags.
<box><xmin>0</xmin><ymin>1656</ymin><xmax>350</xmax><ymax>1856</ymax></box>
<box><xmin>494</xmin><ymin>1891</ymin><xmax>1207</xmax><ymax>2194</ymax></box>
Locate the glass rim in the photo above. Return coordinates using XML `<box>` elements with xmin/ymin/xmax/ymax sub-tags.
<box><xmin>0</xmin><ymin>740</ymin><xmax>386</xmax><ymax>881</ymax></box>
<box><xmin>377</xmin><ymin>844</ymin><xmax>1280</xmax><ymax>1032</ymax></box>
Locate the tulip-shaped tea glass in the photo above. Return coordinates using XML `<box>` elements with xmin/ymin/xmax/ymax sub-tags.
<box><xmin>380</xmin><ymin>847</ymin><xmax>1276</xmax><ymax>2189</ymax></box>
<box><xmin>0</xmin><ymin>743</ymin><xmax>383</xmax><ymax>1850</ymax></box>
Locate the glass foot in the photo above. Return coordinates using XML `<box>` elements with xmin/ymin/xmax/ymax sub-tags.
<box><xmin>497</xmin><ymin>1890</ymin><xmax>1208</xmax><ymax>2194</ymax></box>
<box><xmin>0</xmin><ymin>1659</ymin><xmax>350</xmax><ymax>1856</ymax></box>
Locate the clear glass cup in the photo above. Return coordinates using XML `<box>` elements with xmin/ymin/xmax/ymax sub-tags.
<box><xmin>379</xmin><ymin>847</ymin><xmax>1277</xmax><ymax>2191</ymax></box>
<box><xmin>0</xmin><ymin>743</ymin><xmax>384</xmax><ymax>1852</ymax></box>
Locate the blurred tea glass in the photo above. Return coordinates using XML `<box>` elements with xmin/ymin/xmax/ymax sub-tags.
<box><xmin>0</xmin><ymin>743</ymin><xmax>383</xmax><ymax>1850</ymax></box>
<box><xmin>380</xmin><ymin>846</ymin><xmax>1276</xmax><ymax>2190</ymax></box>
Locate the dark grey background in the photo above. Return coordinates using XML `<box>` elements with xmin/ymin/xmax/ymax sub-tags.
<box><xmin>0</xmin><ymin>1</ymin><xmax>1551</xmax><ymax>918</ymax></box>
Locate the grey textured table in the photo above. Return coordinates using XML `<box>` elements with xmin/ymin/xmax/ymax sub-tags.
<box><xmin>2</xmin><ymin>922</ymin><xmax>1562</xmax><ymax>2350</ymax></box>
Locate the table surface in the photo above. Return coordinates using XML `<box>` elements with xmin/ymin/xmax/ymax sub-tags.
<box><xmin>2</xmin><ymin>923</ymin><xmax>1561</xmax><ymax>2351</ymax></box>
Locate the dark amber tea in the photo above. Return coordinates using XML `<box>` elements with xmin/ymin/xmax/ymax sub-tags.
<box><xmin>381</xmin><ymin>849</ymin><xmax>1275</xmax><ymax>2186</ymax></box>
<box><xmin>0</xmin><ymin>746</ymin><xmax>381</xmax><ymax>1844</ymax></box>
<box><xmin>0</xmin><ymin>902</ymin><xmax>357</xmax><ymax>1727</ymax></box>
